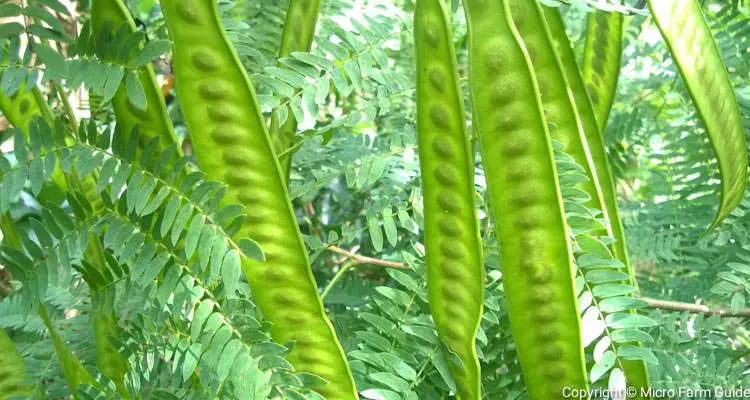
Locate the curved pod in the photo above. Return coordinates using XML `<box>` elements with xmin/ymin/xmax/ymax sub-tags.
<box><xmin>542</xmin><ymin>8</ymin><xmax>632</xmax><ymax>284</ymax></box>
<box><xmin>273</xmin><ymin>0</ymin><xmax>322</xmax><ymax>180</ymax></box>
<box><xmin>159</xmin><ymin>0</ymin><xmax>357</xmax><ymax>398</ymax></box>
<box><xmin>415</xmin><ymin>0</ymin><xmax>484</xmax><ymax>398</ymax></box>
<box><xmin>541</xmin><ymin>7</ymin><xmax>650</xmax><ymax>395</ymax></box>
<box><xmin>648</xmin><ymin>0</ymin><xmax>747</xmax><ymax>230</ymax></box>
<box><xmin>279</xmin><ymin>0</ymin><xmax>321</xmax><ymax>57</ymax></box>
<box><xmin>582</xmin><ymin>8</ymin><xmax>624</xmax><ymax>130</ymax></box>
<box><xmin>462</xmin><ymin>0</ymin><xmax>587</xmax><ymax>397</ymax></box>
<box><xmin>0</xmin><ymin>78</ymin><xmax>125</xmax><ymax>390</ymax></box>
<box><xmin>0</xmin><ymin>81</ymin><xmax>66</xmax><ymax>198</ymax></box>
<box><xmin>507</xmin><ymin>0</ymin><xmax>612</xmax><ymax>236</ymax></box>
<box><xmin>91</xmin><ymin>0</ymin><xmax>180</xmax><ymax>153</ymax></box>
<box><xmin>0</xmin><ymin>83</ymin><xmax>51</xmax><ymax>132</ymax></box>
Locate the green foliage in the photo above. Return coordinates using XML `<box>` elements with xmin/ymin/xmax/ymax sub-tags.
<box><xmin>554</xmin><ymin>142</ymin><xmax>657</xmax><ymax>389</ymax></box>
<box><xmin>1</xmin><ymin>0</ymin><xmax>749</xmax><ymax>398</ymax></box>
<box><xmin>1</xmin><ymin>0</ymin><xmax>170</xmax><ymax>106</ymax></box>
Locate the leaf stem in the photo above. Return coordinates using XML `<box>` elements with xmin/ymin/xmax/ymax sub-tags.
<box><xmin>321</xmin><ymin>261</ymin><xmax>354</xmax><ymax>300</ymax></box>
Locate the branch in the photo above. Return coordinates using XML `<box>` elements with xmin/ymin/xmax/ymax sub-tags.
<box><xmin>641</xmin><ymin>297</ymin><xmax>750</xmax><ymax>318</ymax></box>
<box><xmin>320</xmin><ymin>248</ymin><xmax>750</xmax><ymax>317</ymax></box>
<box><xmin>326</xmin><ymin>246</ymin><xmax>410</xmax><ymax>269</ymax></box>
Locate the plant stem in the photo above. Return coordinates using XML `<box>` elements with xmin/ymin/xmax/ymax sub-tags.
<box><xmin>321</xmin><ymin>262</ymin><xmax>354</xmax><ymax>300</ymax></box>
<box><xmin>642</xmin><ymin>297</ymin><xmax>750</xmax><ymax>318</ymax></box>
<box><xmin>326</xmin><ymin>245</ymin><xmax>410</xmax><ymax>269</ymax></box>
<box><xmin>54</xmin><ymin>83</ymin><xmax>79</xmax><ymax>131</ymax></box>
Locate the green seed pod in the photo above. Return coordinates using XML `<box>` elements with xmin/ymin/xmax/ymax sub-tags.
<box><xmin>0</xmin><ymin>82</ymin><xmax>50</xmax><ymax>133</ymax></box>
<box><xmin>0</xmin><ymin>328</ymin><xmax>29</xmax><ymax>397</ymax></box>
<box><xmin>415</xmin><ymin>0</ymin><xmax>484</xmax><ymax>398</ymax></box>
<box><xmin>273</xmin><ymin>0</ymin><xmax>322</xmax><ymax>180</ymax></box>
<box><xmin>159</xmin><ymin>0</ymin><xmax>357</xmax><ymax>398</ymax></box>
<box><xmin>91</xmin><ymin>0</ymin><xmax>180</xmax><ymax>153</ymax></box>
<box><xmin>462</xmin><ymin>0</ymin><xmax>588</xmax><ymax>398</ymax></box>
<box><xmin>582</xmin><ymin>7</ymin><xmax>624</xmax><ymax>130</ymax></box>
<box><xmin>648</xmin><ymin>0</ymin><xmax>747</xmax><ymax>230</ymax></box>
<box><xmin>507</xmin><ymin>0</ymin><xmax>611</xmax><ymax>236</ymax></box>
<box><xmin>0</xmin><ymin>80</ymin><xmax>66</xmax><ymax>200</ymax></box>
<box><xmin>279</xmin><ymin>0</ymin><xmax>321</xmax><ymax>57</ymax></box>
<box><xmin>2</xmin><ymin>66</ymin><xmax>128</xmax><ymax>399</ymax></box>
<box><xmin>542</xmin><ymin>7</ymin><xmax>632</xmax><ymax>285</ymax></box>
<box><xmin>542</xmin><ymin>7</ymin><xmax>651</xmax><ymax>396</ymax></box>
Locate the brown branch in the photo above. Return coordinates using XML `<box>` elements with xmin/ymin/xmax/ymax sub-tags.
<box><xmin>641</xmin><ymin>297</ymin><xmax>750</xmax><ymax>318</ymax></box>
<box><xmin>326</xmin><ymin>246</ymin><xmax>410</xmax><ymax>269</ymax></box>
<box><xmin>320</xmin><ymin>248</ymin><xmax>750</xmax><ymax>317</ymax></box>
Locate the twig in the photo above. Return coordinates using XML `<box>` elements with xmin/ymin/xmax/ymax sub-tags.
<box><xmin>641</xmin><ymin>297</ymin><xmax>750</xmax><ymax>318</ymax></box>
<box><xmin>326</xmin><ymin>246</ymin><xmax>409</xmax><ymax>269</ymax></box>
<box><xmin>320</xmin><ymin>246</ymin><xmax>410</xmax><ymax>299</ymax></box>
<box><xmin>321</xmin><ymin>261</ymin><xmax>355</xmax><ymax>300</ymax></box>
<box><xmin>321</xmin><ymin>246</ymin><xmax>750</xmax><ymax>319</ymax></box>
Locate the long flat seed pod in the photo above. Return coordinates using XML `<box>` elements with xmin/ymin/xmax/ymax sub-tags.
<box><xmin>648</xmin><ymin>0</ymin><xmax>747</xmax><ymax>230</ymax></box>
<box><xmin>582</xmin><ymin>7</ymin><xmax>624</xmax><ymax>130</ymax></box>
<box><xmin>159</xmin><ymin>0</ymin><xmax>357</xmax><ymax>398</ymax></box>
<box><xmin>541</xmin><ymin>7</ymin><xmax>650</xmax><ymax>395</ymax></box>
<box><xmin>0</xmin><ymin>75</ymin><xmax>129</xmax><ymax>394</ymax></box>
<box><xmin>542</xmin><ymin>7</ymin><xmax>632</xmax><ymax>284</ymax></box>
<box><xmin>272</xmin><ymin>0</ymin><xmax>322</xmax><ymax>180</ymax></box>
<box><xmin>0</xmin><ymin>328</ymin><xmax>29</xmax><ymax>397</ymax></box>
<box><xmin>415</xmin><ymin>0</ymin><xmax>484</xmax><ymax>398</ymax></box>
<box><xmin>91</xmin><ymin>0</ymin><xmax>180</xmax><ymax>153</ymax></box>
<box><xmin>507</xmin><ymin>0</ymin><xmax>611</xmax><ymax>236</ymax></box>
<box><xmin>462</xmin><ymin>0</ymin><xmax>587</xmax><ymax>397</ymax></box>
<box><xmin>0</xmin><ymin>82</ymin><xmax>51</xmax><ymax>132</ymax></box>
<box><xmin>0</xmin><ymin>80</ymin><xmax>67</xmax><ymax>200</ymax></box>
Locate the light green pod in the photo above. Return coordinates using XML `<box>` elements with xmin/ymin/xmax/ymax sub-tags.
<box><xmin>1</xmin><ymin>76</ymin><xmax>128</xmax><ymax>394</ymax></box>
<box><xmin>0</xmin><ymin>328</ymin><xmax>28</xmax><ymax>397</ymax></box>
<box><xmin>91</xmin><ymin>0</ymin><xmax>180</xmax><ymax>153</ymax></box>
<box><xmin>0</xmin><ymin>82</ymin><xmax>53</xmax><ymax>133</ymax></box>
<box><xmin>542</xmin><ymin>8</ymin><xmax>650</xmax><ymax>396</ymax></box>
<box><xmin>0</xmin><ymin>80</ymin><xmax>125</xmax><ymax>396</ymax></box>
<box><xmin>415</xmin><ymin>0</ymin><xmax>484</xmax><ymax>398</ymax></box>
<box><xmin>648</xmin><ymin>0</ymin><xmax>747</xmax><ymax>230</ymax></box>
<box><xmin>0</xmin><ymin>81</ymin><xmax>66</xmax><ymax>200</ymax></box>
<box><xmin>279</xmin><ymin>0</ymin><xmax>321</xmax><ymax>58</ymax></box>
<box><xmin>542</xmin><ymin>8</ymin><xmax>632</xmax><ymax>284</ymax></box>
<box><xmin>582</xmin><ymin>8</ymin><xmax>623</xmax><ymax>130</ymax></box>
<box><xmin>507</xmin><ymin>0</ymin><xmax>611</xmax><ymax>235</ymax></box>
<box><xmin>159</xmin><ymin>0</ymin><xmax>358</xmax><ymax>398</ymax></box>
<box><xmin>462</xmin><ymin>0</ymin><xmax>587</xmax><ymax>398</ymax></box>
<box><xmin>272</xmin><ymin>0</ymin><xmax>322</xmax><ymax>180</ymax></box>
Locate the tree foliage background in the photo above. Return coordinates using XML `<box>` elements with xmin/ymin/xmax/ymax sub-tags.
<box><xmin>0</xmin><ymin>0</ymin><xmax>749</xmax><ymax>398</ymax></box>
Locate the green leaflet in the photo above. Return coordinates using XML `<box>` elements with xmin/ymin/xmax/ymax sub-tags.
<box><xmin>541</xmin><ymin>7</ymin><xmax>650</xmax><ymax>396</ymax></box>
<box><xmin>463</xmin><ymin>0</ymin><xmax>588</xmax><ymax>397</ymax></box>
<box><xmin>414</xmin><ymin>0</ymin><xmax>484</xmax><ymax>398</ymax></box>
<box><xmin>648</xmin><ymin>0</ymin><xmax>748</xmax><ymax>230</ymax></box>
<box><xmin>582</xmin><ymin>7</ymin><xmax>624</xmax><ymax>130</ymax></box>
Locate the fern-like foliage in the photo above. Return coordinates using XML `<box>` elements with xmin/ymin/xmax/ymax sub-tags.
<box><xmin>551</xmin><ymin>142</ymin><xmax>657</xmax><ymax>390</ymax></box>
<box><xmin>0</xmin><ymin>117</ymin><xmax>327</xmax><ymax>399</ymax></box>
<box><xmin>1</xmin><ymin>0</ymin><xmax>169</xmax><ymax>106</ymax></box>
